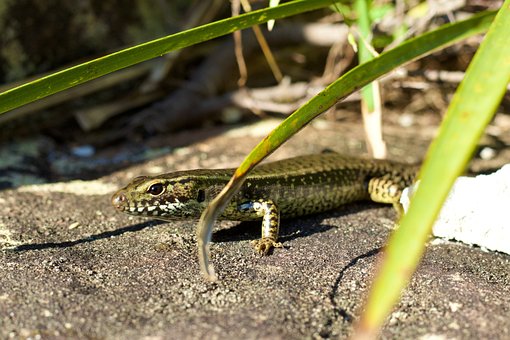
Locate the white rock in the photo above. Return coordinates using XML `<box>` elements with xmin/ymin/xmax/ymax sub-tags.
<box><xmin>401</xmin><ymin>165</ymin><xmax>510</xmax><ymax>255</ymax></box>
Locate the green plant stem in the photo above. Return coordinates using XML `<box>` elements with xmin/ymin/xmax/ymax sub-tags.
<box><xmin>197</xmin><ymin>10</ymin><xmax>497</xmax><ymax>281</ymax></box>
<box><xmin>355</xmin><ymin>0</ymin><xmax>376</xmax><ymax>111</ymax></box>
<box><xmin>355</xmin><ymin>2</ymin><xmax>510</xmax><ymax>338</ymax></box>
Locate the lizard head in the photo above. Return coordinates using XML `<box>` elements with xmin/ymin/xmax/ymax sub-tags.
<box><xmin>111</xmin><ymin>172</ymin><xmax>210</xmax><ymax>220</ymax></box>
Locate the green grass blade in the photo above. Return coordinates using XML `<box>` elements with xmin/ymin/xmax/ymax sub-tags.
<box><xmin>356</xmin><ymin>2</ymin><xmax>510</xmax><ymax>338</ymax></box>
<box><xmin>355</xmin><ymin>0</ymin><xmax>377</xmax><ymax>112</ymax></box>
<box><xmin>0</xmin><ymin>0</ymin><xmax>336</xmax><ymax>115</ymax></box>
<box><xmin>197</xmin><ymin>10</ymin><xmax>496</xmax><ymax>280</ymax></box>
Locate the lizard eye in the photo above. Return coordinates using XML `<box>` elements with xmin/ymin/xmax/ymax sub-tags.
<box><xmin>197</xmin><ymin>189</ymin><xmax>206</xmax><ymax>203</ymax></box>
<box><xmin>147</xmin><ymin>183</ymin><xmax>165</xmax><ymax>196</ymax></box>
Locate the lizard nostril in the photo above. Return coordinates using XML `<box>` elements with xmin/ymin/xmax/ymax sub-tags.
<box><xmin>111</xmin><ymin>191</ymin><xmax>127</xmax><ymax>210</ymax></box>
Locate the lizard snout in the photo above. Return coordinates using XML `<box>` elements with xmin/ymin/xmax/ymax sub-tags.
<box><xmin>111</xmin><ymin>190</ymin><xmax>128</xmax><ymax>211</ymax></box>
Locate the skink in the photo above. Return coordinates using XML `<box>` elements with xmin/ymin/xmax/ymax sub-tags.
<box><xmin>112</xmin><ymin>153</ymin><xmax>418</xmax><ymax>254</ymax></box>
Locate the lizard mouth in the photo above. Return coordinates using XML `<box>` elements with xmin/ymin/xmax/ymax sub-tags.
<box><xmin>111</xmin><ymin>188</ymin><xmax>201</xmax><ymax>219</ymax></box>
<box><xmin>111</xmin><ymin>190</ymin><xmax>183</xmax><ymax>216</ymax></box>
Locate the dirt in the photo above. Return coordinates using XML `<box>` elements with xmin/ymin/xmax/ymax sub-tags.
<box><xmin>1</xmin><ymin>118</ymin><xmax>509</xmax><ymax>339</ymax></box>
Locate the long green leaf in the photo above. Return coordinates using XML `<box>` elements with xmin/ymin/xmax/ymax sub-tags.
<box><xmin>355</xmin><ymin>0</ymin><xmax>377</xmax><ymax>112</ymax></box>
<box><xmin>0</xmin><ymin>0</ymin><xmax>336</xmax><ymax>116</ymax></box>
<box><xmin>197</xmin><ymin>11</ymin><xmax>496</xmax><ymax>280</ymax></box>
<box><xmin>356</xmin><ymin>2</ymin><xmax>510</xmax><ymax>338</ymax></box>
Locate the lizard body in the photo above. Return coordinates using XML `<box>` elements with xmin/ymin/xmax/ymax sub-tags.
<box><xmin>112</xmin><ymin>153</ymin><xmax>418</xmax><ymax>253</ymax></box>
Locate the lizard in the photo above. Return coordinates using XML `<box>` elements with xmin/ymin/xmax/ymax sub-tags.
<box><xmin>111</xmin><ymin>153</ymin><xmax>418</xmax><ymax>254</ymax></box>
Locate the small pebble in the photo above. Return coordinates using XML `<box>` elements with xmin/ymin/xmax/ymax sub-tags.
<box><xmin>68</xmin><ymin>222</ymin><xmax>80</xmax><ymax>230</ymax></box>
<box><xmin>479</xmin><ymin>146</ymin><xmax>496</xmax><ymax>160</ymax></box>
<box><xmin>398</xmin><ymin>113</ymin><xmax>414</xmax><ymax>127</ymax></box>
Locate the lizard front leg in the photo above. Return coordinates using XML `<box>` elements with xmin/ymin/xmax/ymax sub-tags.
<box><xmin>238</xmin><ymin>199</ymin><xmax>283</xmax><ymax>255</ymax></box>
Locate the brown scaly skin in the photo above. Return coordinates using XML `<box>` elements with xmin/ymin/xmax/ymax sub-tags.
<box><xmin>111</xmin><ymin>153</ymin><xmax>419</xmax><ymax>254</ymax></box>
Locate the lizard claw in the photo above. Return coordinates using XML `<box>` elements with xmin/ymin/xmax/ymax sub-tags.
<box><xmin>251</xmin><ymin>238</ymin><xmax>283</xmax><ymax>255</ymax></box>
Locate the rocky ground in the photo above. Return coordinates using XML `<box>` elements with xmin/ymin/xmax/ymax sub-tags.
<box><xmin>1</xmin><ymin>118</ymin><xmax>509</xmax><ymax>339</ymax></box>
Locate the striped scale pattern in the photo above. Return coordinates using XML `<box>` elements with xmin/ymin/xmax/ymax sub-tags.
<box><xmin>112</xmin><ymin>153</ymin><xmax>419</xmax><ymax>253</ymax></box>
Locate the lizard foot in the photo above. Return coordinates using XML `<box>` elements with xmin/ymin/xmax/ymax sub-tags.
<box><xmin>251</xmin><ymin>238</ymin><xmax>283</xmax><ymax>255</ymax></box>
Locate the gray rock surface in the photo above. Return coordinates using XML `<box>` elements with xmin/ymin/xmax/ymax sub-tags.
<box><xmin>1</xmin><ymin>120</ymin><xmax>509</xmax><ymax>339</ymax></box>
